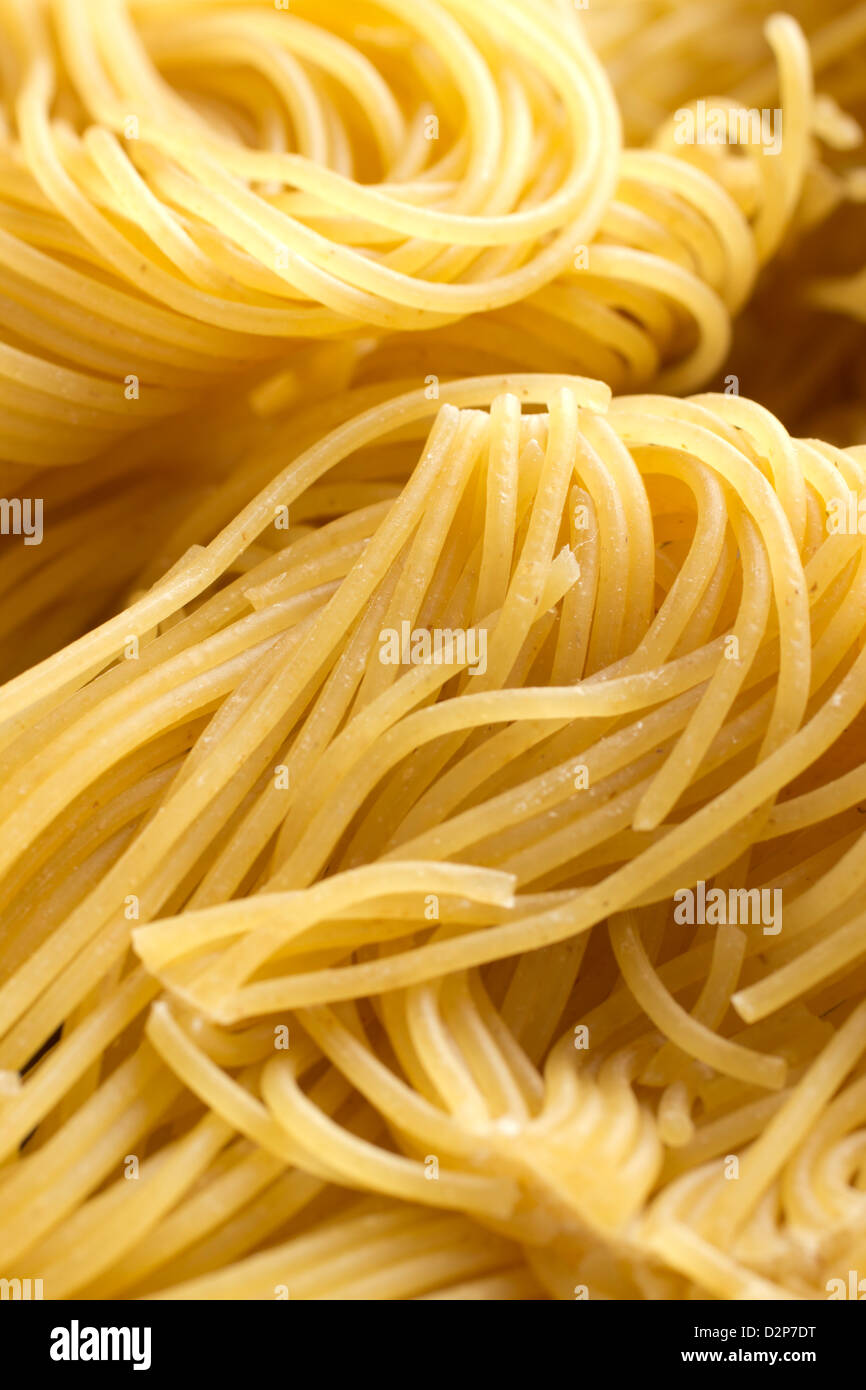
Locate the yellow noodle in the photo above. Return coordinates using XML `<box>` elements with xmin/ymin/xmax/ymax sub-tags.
<box><xmin>2</xmin><ymin>372</ymin><xmax>866</xmax><ymax>1303</ymax></box>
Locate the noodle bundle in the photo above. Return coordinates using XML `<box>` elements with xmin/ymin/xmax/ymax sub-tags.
<box><xmin>587</xmin><ymin>0</ymin><xmax>866</xmax><ymax>142</ymax></box>
<box><xmin>0</xmin><ymin>0</ymin><xmax>842</xmax><ymax>465</ymax></box>
<box><xmin>2</xmin><ymin>375</ymin><xmax>866</xmax><ymax>1299</ymax></box>
<box><xmin>583</xmin><ymin>0</ymin><xmax>866</xmax><ymax>443</ymax></box>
